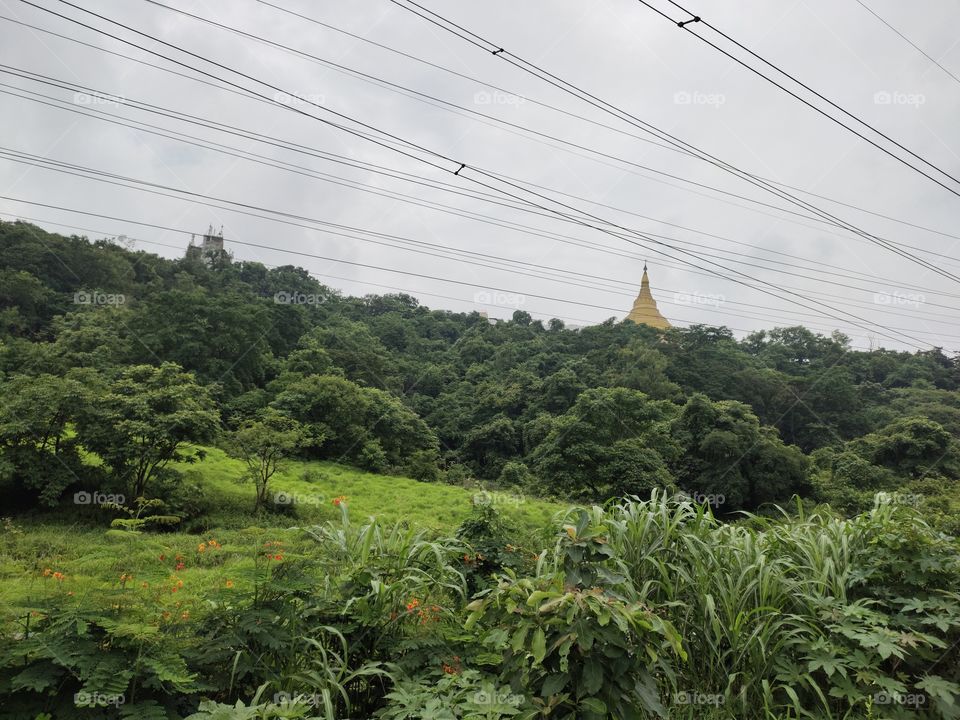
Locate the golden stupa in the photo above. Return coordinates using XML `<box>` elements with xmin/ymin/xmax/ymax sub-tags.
<box><xmin>626</xmin><ymin>263</ymin><xmax>671</xmax><ymax>329</ymax></box>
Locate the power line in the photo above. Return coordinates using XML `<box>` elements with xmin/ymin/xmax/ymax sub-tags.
<box><xmin>7</xmin><ymin>65</ymin><xmax>960</xmax><ymax>281</ymax></box>
<box><xmin>384</xmin><ymin>0</ymin><xmax>960</xmax><ymax>284</ymax></box>
<box><xmin>5</xmin><ymin>81</ymin><xmax>960</xmax><ymax>303</ymax></box>
<box><xmin>7</xmin><ymin>13</ymin><xmax>960</xmax><ymax>262</ymax></box>
<box><xmin>2</xmin><ymin>144</ymin><xmax>940</xmax><ymax>348</ymax></box>
<box><xmin>0</xmin><ymin>150</ymin><xmax>947</xmax><ymax>351</ymax></box>
<box><xmin>8</xmin><ymin>1</ymin><xmax>947</xmax><ymax>344</ymax></box>
<box><xmin>647</xmin><ymin>0</ymin><xmax>960</xmax><ymax>193</ymax></box>
<box><xmin>851</xmin><ymin>0</ymin><xmax>960</xmax><ymax>87</ymax></box>
<box><xmin>242</xmin><ymin>3</ymin><xmax>960</xmax><ymax>246</ymax></box>
<box><xmin>148</xmin><ymin>0</ymin><xmax>931</xmax><ymax>250</ymax></box>
<box><xmin>22</xmin><ymin>1</ymin><xmax>944</xmax><ymax>249</ymax></box>
<box><xmin>138</xmin><ymin>0</ymin><xmax>960</xmax><ymax>284</ymax></box>
<box><xmin>26</xmin><ymin>0</ymin><xmax>960</xmax><ymax>295</ymax></box>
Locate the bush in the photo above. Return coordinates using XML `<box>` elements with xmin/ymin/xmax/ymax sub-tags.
<box><xmin>404</xmin><ymin>449</ymin><xmax>440</xmax><ymax>482</ymax></box>
<box><xmin>455</xmin><ymin>502</ymin><xmax>528</xmax><ymax>595</ymax></box>
<box><xmin>443</xmin><ymin>464</ymin><xmax>473</xmax><ymax>487</ymax></box>
<box><xmin>495</xmin><ymin>461</ymin><xmax>532</xmax><ymax>488</ymax></box>
<box><xmin>153</xmin><ymin>470</ymin><xmax>212</xmax><ymax>526</ymax></box>
<box><xmin>359</xmin><ymin>440</ymin><xmax>389</xmax><ymax>473</ymax></box>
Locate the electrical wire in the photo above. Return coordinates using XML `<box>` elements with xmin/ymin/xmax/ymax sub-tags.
<box><xmin>384</xmin><ymin>0</ymin><xmax>960</xmax><ymax>283</ymax></box>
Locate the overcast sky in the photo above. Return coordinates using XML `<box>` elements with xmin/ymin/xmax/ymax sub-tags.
<box><xmin>2</xmin><ymin>0</ymin><xmax>959</xmax><ymax>352</ymax></box>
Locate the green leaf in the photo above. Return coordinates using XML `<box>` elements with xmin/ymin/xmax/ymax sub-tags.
<box><xmin>580</xmin><ymin>697</ymin><xmax>607</xmax><ymax>715</ymax></box>
<box><xmin>580</xmin><ymin>658</ymin><xmax>603</xmax><ymax>695</ymax></box>
<box><xmin>542</xmin><ymin>672</ymin><xmax>568</xmax><ymax>697</ymax></box>
<box><xmin>918</xmin><ymin>675</ymin><xmax>960</xmax><ymax>705</ymax></box>
<box><xmin>510</xmin><ymin>624</ymin><xmax>530</xmax><ymax>652</ymax></box>
<box><xmin>531</xmin><ymin>627</ymin><xmax>547</xmax><ymax>664</ymax></box>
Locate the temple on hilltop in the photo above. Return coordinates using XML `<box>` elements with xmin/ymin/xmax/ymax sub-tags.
<box><xmin>625</xmin><ymin>263</ymin><xmax>671</xmax><ymax>329</ymax></box>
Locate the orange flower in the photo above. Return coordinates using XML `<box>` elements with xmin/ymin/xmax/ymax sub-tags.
<box><xmin>442</xmin><ymin>655</ymin><xmax>462</xmax><ymax>675</ymax></box>
<box><xmin>225</xmin><ymin>580</ymin><xmax>234</xmax><ymax>588</ymax></box>
<box><xmin>273</xmin><ymin>554</ymin><xmax>283</xmax><ymax>561</ymax></box>
<box><xmin>52</xmin><ymin>572</ymin><xmax>64</xmax><ymax>581</ymax></box>
<box><xmin>177</xmin><ymin>579</ymin><xmax>184</xmax><ymax>588</ymax></box>
<box><xmin>175</xmin><ymin>562</ymin><xmax>185</xmax><ymax>571</ymax></box>
<box><xmin>181</xmin><ymin>611</ymin><xmax>190</xmax><ymax>620</ymax></box>
<box><xmin>159</xmin><ymin>554</ymin><xmax>166</xmax><ymax>562</ymax></box>
<box><xmin>405</xmin><ymin>598</ymin><xmax>420</xmax><ymax>611</ymax></box>
<box><xmin>197</xmin><ymin>543</ymin><xmax>206</xmax><ymax>553</ymax></box>
<box><xmin>332</xmin><ymin>495</ymin><xmax>348</xmax><ymax>506</ymax></box>
<box><xmin>42</xmin><ymin>568</ymin><xmax>52</xmax><ymax>577</ymax></box>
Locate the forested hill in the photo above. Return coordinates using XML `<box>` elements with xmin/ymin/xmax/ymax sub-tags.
<box><xmin>2</xmin><ymin>219</ymin><xmax>959</xmax><ymax>521</ymax></box>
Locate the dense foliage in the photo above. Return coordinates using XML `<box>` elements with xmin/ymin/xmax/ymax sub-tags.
<box><xmin>2</xmin><ymin>220</ymin><xmax>959</xmax><ymax>518</ymax></box>
<box><xmin>3</xmin><ymin>496</ymin><xmax>959</xmax><ymax>718</ymax></box>
<box><xmin>2</xmin><ymin>220</ymin><xmax>960</xmax><ymax>718</ymax></box>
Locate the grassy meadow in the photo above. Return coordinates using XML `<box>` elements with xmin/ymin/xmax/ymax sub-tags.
<box><xmin>0</xmin><ymin>447</ymin><xmax>562</xmax><ymax>619</ymax></box>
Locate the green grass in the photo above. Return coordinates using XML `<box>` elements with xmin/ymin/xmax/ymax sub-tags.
<box><xmin>0</xmin><ymin>449</ymin><xmax>564</xmax><ymax>618</ymax></box>
<box><xmin>179</xmin><ymin>446</ymin><xmax>562</xmax><ymax>532</ymax></box>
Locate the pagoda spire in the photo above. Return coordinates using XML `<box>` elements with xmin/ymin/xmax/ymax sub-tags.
<box><xmin>626</xmin><ymin>263</ymin><xmax>670</xmax><ymax>329</ymax></box>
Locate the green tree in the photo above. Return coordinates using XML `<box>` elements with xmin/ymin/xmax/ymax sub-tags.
<box><xmin>849</xmin><ymin>416</ymin><xmax>958</xmax><ymax>479</ymax></box>
<box><xmin>272</xmin><ymin>374</ymin><xmax>370</xmax><ymax>459</ymax></box>
<box><xmin>0</xmin><ymin>371</ymin><xmax>96</xmax><ymax>505</ymax></box>
<box><xmin>76</xmin><ymin>363</ymin><xmax>220</xmax><ymax>498</ymax></box>
<box><xmin>530</xmin><ymin>387</ymin><xmax>678</xmax><ymax>500</ymax></box>
<box><xmin>670</xmin><ymin>394</ymin><xmax>808</xmax><ymax>510</ymax></box>
<box><xmin>226</xmin><ymin>409</ymin><xmax>308</xmax><ymax>511</ymax></box>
